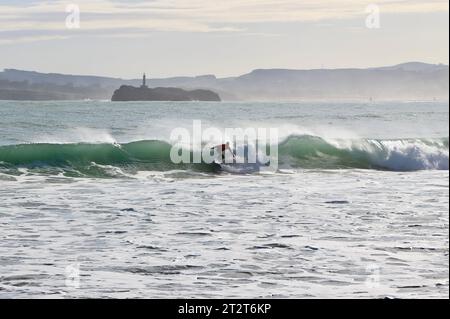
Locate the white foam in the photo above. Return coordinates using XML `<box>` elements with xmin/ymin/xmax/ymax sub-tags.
<box><xmin>366</xmin><ymin>139</ymin><xmax>449</xmax><ymax>171</ymax></box>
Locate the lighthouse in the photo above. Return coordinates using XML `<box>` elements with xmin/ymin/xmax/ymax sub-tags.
<box><xmin>141</xmin><ymin>73</ymin><xmax>147</xmax><ymax>88</ymax></box>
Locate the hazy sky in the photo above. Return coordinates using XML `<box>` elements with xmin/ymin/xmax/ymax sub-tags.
<box><xmin>0</xmin><ymin>0</ymin><xmax>448</xmax><ymax>78</ymax></box>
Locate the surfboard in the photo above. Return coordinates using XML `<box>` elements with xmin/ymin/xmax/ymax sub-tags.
<box><xmin>212</xmin><ymin>161</ymin><xmax>265</xmax><ymax>174</ymax></box>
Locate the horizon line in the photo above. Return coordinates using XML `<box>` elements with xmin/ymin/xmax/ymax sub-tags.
<box><xmin>1</xmin><ymin>60</ymin><xmax>449</xmax><ymax>81</ymax></box>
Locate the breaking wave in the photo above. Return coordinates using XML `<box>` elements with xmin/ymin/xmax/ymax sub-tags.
<box><xmin>278</xmin><ymin>135</ymin><xmax>448</xmax><ymax>171</ymax></box>
<box><xmin>0</xmin><ymin>136</ymin><xmax>447</xmax><ymax>178</ymax></box>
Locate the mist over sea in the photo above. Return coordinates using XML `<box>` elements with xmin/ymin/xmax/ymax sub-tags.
<box><xmin>0</xmin><ymin>101</ymin><xmax>448</xmax><ymax>298</ymax></box>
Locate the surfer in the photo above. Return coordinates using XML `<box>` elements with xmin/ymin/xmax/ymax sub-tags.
<box><xmin>212</xmin><ymin>142</ymin><xmax>235</xmax><ymax>163</ymax></box>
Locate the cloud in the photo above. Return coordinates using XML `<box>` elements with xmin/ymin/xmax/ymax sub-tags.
<box><xmin>0</xmin><ymin>34</ymin><xmax>69</xmax><ymax>45</ymax></box>
<box><xmin>0</xmin><ymin>0</ymin><xmax>448</xmax><ymax>44</ymax></box>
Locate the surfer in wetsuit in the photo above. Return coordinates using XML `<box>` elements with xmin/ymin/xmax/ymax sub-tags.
<box><xmin>212</xmin><ymin>142</ymin><xmax>235</xmax><ymax>163</ymax></box>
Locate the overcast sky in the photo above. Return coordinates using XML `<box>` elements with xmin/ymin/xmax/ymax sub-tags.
<box><xmin>0</xmin><ymin>0</ymin><xmax>448</xmax><ymax>78</ymax></box>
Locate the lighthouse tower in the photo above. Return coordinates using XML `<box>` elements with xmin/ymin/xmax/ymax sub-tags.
<box><xmin>141</xmin><ymin>73</ymin><xmax>147</xmax><ymax>88</ymax></box>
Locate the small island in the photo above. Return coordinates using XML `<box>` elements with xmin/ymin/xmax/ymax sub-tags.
<box><xmin>111</xmin><ymin>73</ymin><xmax>221</xmax><ymax>102</ymax></box>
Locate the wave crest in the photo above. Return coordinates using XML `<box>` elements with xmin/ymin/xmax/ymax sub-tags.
<box><xmin>279</xmin><ymin>135</ymin><xmax>449</xmax><ymax>171</ymax></box>
<box><xmin>0</xmin><ymin>136</ymin><xmax>448</xmax><ymax>177</ymax></box>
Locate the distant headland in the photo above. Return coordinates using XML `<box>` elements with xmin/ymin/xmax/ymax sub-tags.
<box><xmin>0</xmin><ymin>62</ymin><xmax>448</xmax><ymax>101</ymax></box>
<box><xmin>111</xmin><ymin>73</ymin><xmax>221</xmax><ymax>102</ymax></box>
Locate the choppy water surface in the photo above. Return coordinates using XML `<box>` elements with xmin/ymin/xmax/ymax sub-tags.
<box><xmin>0</xmin><ymin>101</ymin><xmax>448</xmax><ymax>298</ymax></box>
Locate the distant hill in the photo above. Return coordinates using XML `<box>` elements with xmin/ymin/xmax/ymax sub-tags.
<box><xmin>0</xmin><ymin>69</ymin><xmax>138</xmax><ymax>87</ymax></box>
<box><xmin>371</xmin><ymin>62</ymin><xmax>448</xmax><ymax>72</ymax></box>
<box><xmin>0</xmin><ymin>69</ymin><xmax>134</xmax><ymax>100</ymax></box>
<box><xmin>0</xmin><ymin>62</ymin><xmax>448</xmax><ymax>101</ymax></box>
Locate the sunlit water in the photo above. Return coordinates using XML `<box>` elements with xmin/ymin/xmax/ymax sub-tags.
<box><xmin>0</xmin><ymin>101</ymin><xmax>448</xmax><ymax>298</ymax></box>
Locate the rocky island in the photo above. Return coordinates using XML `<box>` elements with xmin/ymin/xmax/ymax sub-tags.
<box><xmin>111</xmin><ymin>74</ymin><xmax>220</xmax><ymax>102</ymax></box>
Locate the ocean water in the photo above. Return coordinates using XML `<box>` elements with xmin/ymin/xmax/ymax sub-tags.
<box><xmin>0</xmin><ymin>101</ymin><xmax>448</xmax><ymax>298</ymax></box>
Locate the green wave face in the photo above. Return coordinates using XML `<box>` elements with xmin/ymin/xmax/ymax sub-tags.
<box><xmin>0</xmin><ymin>136</ymin><xmax>448</xmax><ymax>178</ymax></box>
<box><xmin>278</xmin><ymin>135</ymin><xmax>374</xmax><ymax>169</ymax></box>
<box><xmin>0</xmin><ymin>140</ymin><xmax>215</xmax><ymax>178</ymax></box>
<box><xmin>0</xmin><ymin>141</ymin><xmax>171</xmax><ymax>166</ymax></box>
